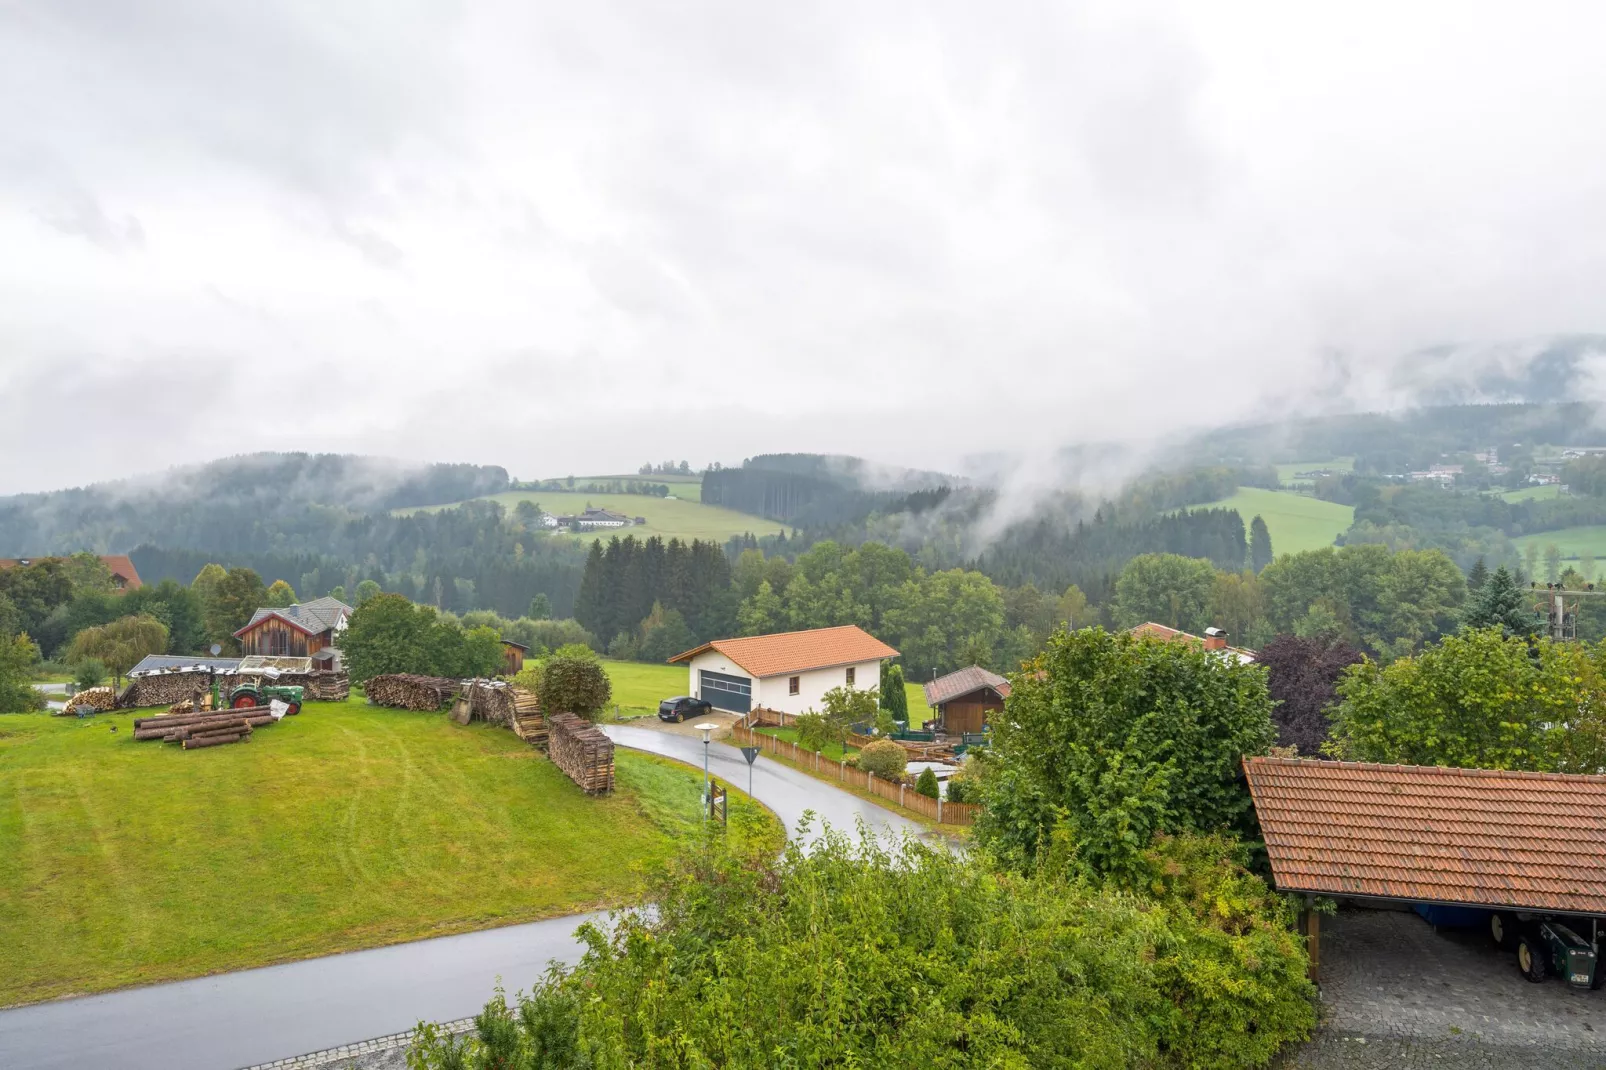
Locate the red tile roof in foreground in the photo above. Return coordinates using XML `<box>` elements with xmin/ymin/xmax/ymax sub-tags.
<box><xmin>1244</xmin><ymin>756</ymin><xmax>1606</xmax><ymax>915</ymax></box>
<box><xmin>669</xmin><ymin>625</ymin><xmax>898</xmax><ymax>679</ymax></box>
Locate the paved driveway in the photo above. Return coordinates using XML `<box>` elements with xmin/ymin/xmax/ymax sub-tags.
<box><xmin>1283</xmin><ymin>908</ymin><xmax>1606</xmax><ymax>1069</ymax></box>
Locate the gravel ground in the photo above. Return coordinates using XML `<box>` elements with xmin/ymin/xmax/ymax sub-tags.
<box><xmin>1281</xmin><ymin>908</ymin><xmax>1606</xmax><ymax>1069</ymax></box>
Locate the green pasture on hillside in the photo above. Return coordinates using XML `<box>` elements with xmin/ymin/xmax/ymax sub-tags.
<box><xmin>1502</xmin><ymin>484</ymin><xmax>1566</xmax><ymax>503</ymax></box>
<box><xmin>401</xmin><ymin>490</ymin><xmax>777</xmax><ymax>543</ymax></box>
<box><xmin>0</xmin><ymin>698</ymin><xmax>778</xmax><ymax>1006</ymax></box>
<box><xmin>1513</xmin><ymin>526</ymin><xmax>1606</xmax><ymax>563</ymax></box>
<box><xmin>1179</xmin><ymin>487</ymin><xmax>1354</xmax><ymax>557</ymax></box>
<box><xmin>1274</xmin><ymin>457</ymin><xmax>1354</xmax><ymax>485</ymax></box>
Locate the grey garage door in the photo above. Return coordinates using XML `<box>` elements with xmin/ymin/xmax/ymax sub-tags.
<box><xmin>699</xmin><ymin>669</ymin><xmax>752</xmax><ymax>713</ymax></box>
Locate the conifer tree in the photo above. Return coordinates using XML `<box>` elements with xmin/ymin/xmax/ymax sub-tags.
<box><xmin>1467</xmin><ymin>556</ymin><xmax>1489</xmax><ymax>592</ymax></box>
<box><xmin>1249</xmin><ymin>515</ymin><xmax>1273</xmax><ymax>573</ymax></box>
<box><xmin>1461</xmin><ymin>566</ymin><xmax>1534</xmax><ymax>637</ymax></box>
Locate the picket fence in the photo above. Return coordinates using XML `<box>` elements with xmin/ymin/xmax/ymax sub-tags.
<box><xmin>728</xmin><ymin>724</ymin><xmax>980</xmax><ymax>827</ymax></box>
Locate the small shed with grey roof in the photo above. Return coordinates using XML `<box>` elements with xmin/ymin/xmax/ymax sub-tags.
<box><xmin>923</xmin><ymin>666</ymin><xmax>1010</xmax><ymax>735</ymax></box>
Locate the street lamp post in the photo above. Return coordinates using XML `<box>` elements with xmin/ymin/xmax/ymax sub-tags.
<box><xmin>694</xmin><ymin>722</ymin><xmax>718</xmax><ymax>823</ymax></box>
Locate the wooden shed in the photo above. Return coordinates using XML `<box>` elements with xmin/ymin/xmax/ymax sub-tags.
<box><xmin>922</xmin><ymin>666</ymin><xmax>1010</xmax><ymax>735</ymax></box>
<box><xmin>234</xmin><ymin>596</ymin><xmax>353</xmax><ymax>657</ymax></box>
<box><xmin>501</xmin><ymin>639</ymin><xmax>530</xmax><ymax>676</ymax></box>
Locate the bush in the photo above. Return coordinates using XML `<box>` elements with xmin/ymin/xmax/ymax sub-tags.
<box><xmin>537</xmin><ymin>655</ymin><xmax>612</xmax><ymax>719</ymax></box>
<box><xmin>72</xmin><ymin>659</ymin><xmax>107</xmax><ymax>692</ymax></box>
<box><xmin>794</xmin><ymin>711</ymin><xmax>835</xmax><ymax>753</ymax></box>
<box><xmin>408</xmin><ymin>830</ymin><xmax>1315</xmax><ymax>1070</ymax></box>
<box><xmin>915</xmin><ymin>767</ymin><xmax>939</xmax><ymax>799</ymax></box>
<box><xmin>857</xmin><ymin>738</ymin><xmax>907</xmax><ymax>779</ymax></box>
<box><xmin>944</xmin><ymin>773</ymin><xmax>978</xmax><ymax>804</ymax></box>
<box><xmin>606</xmin><ymin>631</ymin><xmax>639</xmax><ymax>661</ymax></box>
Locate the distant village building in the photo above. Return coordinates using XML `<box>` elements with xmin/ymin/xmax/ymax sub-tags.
<box><xmin>555</xmin><ymin>507</ymin><xmax>633</xmax><ymax>530</ymax></box>
<box><xmin>234</xmin><ymin>596</ymin><xmax>354</xmax><ymax>659</ymax></box>
<box><xmin>0</xmin><ymin>554</ymin><xmax>142</xmax><ymax>591</ymax></box>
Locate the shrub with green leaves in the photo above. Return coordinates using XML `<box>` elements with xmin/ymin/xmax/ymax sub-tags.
<box><xmin>408</xmin><ymin>828</ymin><xmax>1314</xmax><ymax>1069</ymax></box>
<box><xmin>857</xmin><ymin>738</ymin><xmax>907</xmax><ymax>779</ymax></box>
<box><xmin>72</xmin><ymin>658</ymin><xmax>107</xmax><ymax>692</ymax></box>
<box><xmin>914</xmin><ymin>766</ymin><xmax>939</xmax><ymax>799</ymax></box>
<box><xmin>793</xmin><ymin>711</ymin><xmax>836</xmax><ymax>753</ymax></box>
<box><xmin>537</xmin><ymin>655</ymin><xmax>612</xmax><ymax>719</ymax></box>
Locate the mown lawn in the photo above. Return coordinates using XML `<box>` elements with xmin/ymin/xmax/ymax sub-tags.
<box><xmin>0</xmin><ymin>698</ymin><xmax>777</xmax><ymax>1006</ymax></box>
<box><xmin>1179</xmin><ymin>487</ymin><xmax>1354</xmax><ymax>557</ymax></box>
<box><xmin>1502</xmin><ymin>484</ymin><xmax>1565</xmax><ymax>503</ymax></box>
<box><xmin>601</xmin><ymin>658</ymin><xmax>693</xmax><ymax>719</ymax></box>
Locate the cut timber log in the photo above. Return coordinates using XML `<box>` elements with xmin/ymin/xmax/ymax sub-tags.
<box><xmin>183</xmin><ymin>733</ymin><xmax>245</xmax><ymax>749</ymax></box>
<box><xmin>547</xmin><ymin>712</ymin><xmax>614</xmax><ymax>794</ymax></box>
<box><xmin>365</xmin><ymin>674</ymin><xmax>461</xmax><ymax>711</ymax></box>
<box><xmin>55</xmin><ymin>687</ymin><xmax>116</xmax><ymax>715</ymax></box>
<box><xmin>119</xmin><ymin>671</ymin><xmax>214</xmax><ymax>709</ymax></box>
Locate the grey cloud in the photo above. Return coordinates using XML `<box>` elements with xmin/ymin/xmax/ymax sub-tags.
<box><xmin>37</xmin><ymin>187</ymin><xmax>145</xmax><ymax>253</ymax></box>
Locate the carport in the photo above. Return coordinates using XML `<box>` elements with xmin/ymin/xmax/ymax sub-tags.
<box><xmin>1243</xmin><ymin>757</ymin><xmax>1606</xmax><ymax>982</ymax></box>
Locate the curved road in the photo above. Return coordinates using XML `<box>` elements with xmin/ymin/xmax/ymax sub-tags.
<box><xmin>0</xmin><ymin>726</ymin><xmax>922</xmax><ymax>1070</ymax></box>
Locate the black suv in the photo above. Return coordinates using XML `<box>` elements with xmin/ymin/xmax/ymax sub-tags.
<box><xmin>658</xmin><ymin>696</ymin><xmax>713</xmax><ymax>723</ymax></box>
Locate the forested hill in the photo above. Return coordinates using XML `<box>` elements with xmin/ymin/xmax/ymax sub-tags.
<box><xmin>0</xmin><ymin>453</ymin><xmax>509</xmax><ymax>554</ymax></box>
<box><xmin>702</xmin><ymin>453</ymin><xmax>958</xmax><ymax>527</ymax></box>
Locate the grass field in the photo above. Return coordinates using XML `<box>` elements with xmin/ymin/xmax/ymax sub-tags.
<box><xmin>0</xmin><ymin>698</ymin><xmax>778</xmax><ymax>1006</ymax></box>
<box><xmin>402</xmin><ymin>489</ymin><xmax>777</xmax><ymax>543</ymax></box>
<box><xmin>1502</xmin><ymin>485</ymin><xmax>1566</xmax><ymax>502</ymax></box>
<box><xmin>1182</xmin><ymin>487</ymin><xmax>1354</xmax><ymax>557</ymax></box>
<box><xmin>1513</xmin><ymin>526</ymin><xmax>1606</xmax><ymax>562</ymax></box>
<box><xmin>601</xmin><ymin>658</ymin><xmax>692</xmax><ymax>719</ymax></box>
<box><xmin>1274</xmin><ymin>457</ymin><xmax>1354</xmax><ymax>485</ymax></box>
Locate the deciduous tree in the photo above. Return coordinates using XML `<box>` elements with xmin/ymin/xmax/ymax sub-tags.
<box><xmin>265</xmin><ymin>579</ymin><xmax>297</xmax><ymax>608</ymax></box>
<box><xmin>68</xmin><ymin>614</ymin><xmax>168</xmax><ymax>687</ymax></box>
<box><xmin>538</xmin><ymin>654</ymin><xmax>612</xmax><ymax>718</ymax></box>
<box><xmin>1256</xmin><ymin>634</ymin><xmax>1362</xmax><ymax>754</ymax></box>
<box><xmin>1111</xmin><ymin>553</ymin><xmax>1216</xmax><ymax>634</ymax></box>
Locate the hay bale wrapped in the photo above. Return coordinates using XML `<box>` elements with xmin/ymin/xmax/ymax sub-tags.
<box><xmin>365</xmin><ymin>674</ymin><xmax>461</xmax><ymax>710</ymax></box>
<box><xmin>547</xmin><ymin>712</ymin><xmax>614</xmax><ymax>794</ymax></box>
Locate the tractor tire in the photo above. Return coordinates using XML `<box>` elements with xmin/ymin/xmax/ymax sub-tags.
<box><xmin>1518</xmin><ymin>934</ymin><xmax>1548</xmax><ymax>983</ymax></box>
<box><xmin>231</xmin><ymin>694</ymin><xmax>259</xmax><ymax>709</ymax></box>
<box><xmin>285</xmin><ymin>702</ymin><xmax>301</xmax><ymax>717</ymax></box>
<box><xmin>1490</xmin><ymin>911</ymin><xmax>1519</xmax><ymax>950</ymax></box>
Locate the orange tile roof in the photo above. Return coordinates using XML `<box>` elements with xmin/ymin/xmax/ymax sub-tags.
<box><xmin>1244</xmin><ymin>756</ymin><xmax>1606</xmax><ymax>915</ymax></box>
<box><xmin>669</xmin><ymin>625</ymin><xmax>898</xmax><ymax>679</ymax></box>
<box><xmin>0</xmin><ymin>554</ymin><xmax>141</xmax><ymax>590</ymax></box>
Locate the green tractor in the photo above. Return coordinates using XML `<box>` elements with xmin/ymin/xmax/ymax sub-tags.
<box><xmin>211</xmin><ymin>678</ymin><xmax>304</xmax><ymax>717</ymax></box>
<box><xmin>1494</xmin><ymin>912</ymin><xmax>1602</xmax><ymax>989</ymax></box>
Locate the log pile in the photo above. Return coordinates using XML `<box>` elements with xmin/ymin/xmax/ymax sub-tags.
<box><xmin>130</xmin><ymin>705</ymin><xmax>288</xmax><ymax>750</ymax></box>
<box><xmin>305</xmin><ymin>671</ymin><xmax>350</xmax><ymax>702</ymax></box>
<box><xmin>118</xmin><ymin>671</ymin><xmax>213</xmax><ymax>709</ymax></box>
<box><xmin>54</xmin><ymin>686</ymin><xmax>117</xmax><ymax>715</ymax></box>
<box><xmin>167</xmin><ymin>692</ymin><xmax>216</xmax><ymax>715</ymax></box>
<box><xmin>547</xmin><ymin>712</ymin><xmax>614</xmax><ymax>793</ymax></box>
<box><xmin>365</xmin><ymin>674</ymin><xmax>461</xmax><ymax>711</ymax></box>
<box><xmin>508</xmin><ymin>687</ymin><xmax>546</xmax><ymax>747</ymax></box>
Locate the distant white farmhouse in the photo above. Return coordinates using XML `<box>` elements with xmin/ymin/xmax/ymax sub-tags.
<box><xmin>553</xmin><ymin>507</ymin><xmax>633</xmax><ymax>530</ymax></box>
<box><xmin>669</xmin><ymin>624</ymin><xmax>899</xmax><ymax>717</ymax></box>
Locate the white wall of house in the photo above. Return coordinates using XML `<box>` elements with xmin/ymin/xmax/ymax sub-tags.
<box><xmin>756</xmin><ymin>660</ymin><xmax>883</xmax><ymax>716</ymax></box>
<box><xmin>686</xmin><ymin>653</ymin><xmax>884</xmax><ymax>716</ymax></box>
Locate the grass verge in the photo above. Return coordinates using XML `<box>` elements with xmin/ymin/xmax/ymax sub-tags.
<box><xmin>0</xmin><ymin>697</ymin><xmax>778</xmax><ymax>1006</ymax></box>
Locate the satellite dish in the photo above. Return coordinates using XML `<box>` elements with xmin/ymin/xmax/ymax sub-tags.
<box><xmin>210</xmin><ymin>644</ymin><xmax>222</xmax><ymax>656</ymax></box>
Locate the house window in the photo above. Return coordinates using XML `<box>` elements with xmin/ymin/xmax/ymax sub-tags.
<box><xmin>788</xmin><ymin>676</ymin><xmax>800</xmax><ymax>696</ymax></box>
<box><xmin>845</xmin><ymin>666</ymin><xmax>856</xmax><ymax>686</ymax></box>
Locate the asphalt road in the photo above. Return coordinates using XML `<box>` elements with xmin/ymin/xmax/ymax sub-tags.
<box><xmin>0</xmin><ymin>725</ymin><xmax>922</xmax><ymax>1070</ymax></box>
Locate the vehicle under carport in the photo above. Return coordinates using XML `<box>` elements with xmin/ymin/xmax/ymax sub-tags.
<box><xmin>1243</xmin><ymin>756</ymin><xmax>1605</xmax><ymax>990</ymax></box>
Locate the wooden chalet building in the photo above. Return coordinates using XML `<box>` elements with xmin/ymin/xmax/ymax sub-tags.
<box><xmin>923</xmin><ymin>666</ymin><xmax>1010</xmax><ymax>735</ymax></box>
<box><xmin>233</xmin><ymin>596</ymin><xmax>353</xmax><ymax>659</ymax></box>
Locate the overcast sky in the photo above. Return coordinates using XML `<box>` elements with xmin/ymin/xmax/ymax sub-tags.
<box><xmin>4</xmin><ymin>1</ymin><xmax>1606</xmax><ymax>494</ymax></box>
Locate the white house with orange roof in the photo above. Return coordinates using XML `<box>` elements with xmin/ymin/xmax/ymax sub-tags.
<box><xmin>668</xmin><ymin>624</ymin><xmax>899</xmax><ymax>716</ymax></box>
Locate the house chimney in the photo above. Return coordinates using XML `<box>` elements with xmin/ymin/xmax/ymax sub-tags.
<box><xmin>1203</xmin><ymin>627</ymin><xmax>1228</xmax><ymax>652</ymax></box>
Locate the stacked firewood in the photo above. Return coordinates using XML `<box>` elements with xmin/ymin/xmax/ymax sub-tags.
<box><xmin>365</xmin><ymin>674</ymin><xmax>461</xmax><ymax>710</ymax></box>
<box><xmin>131</xmin><ymin>707</ymin><xmax>285</xmax><ymax>750</ymax></box>
<box><xmin>547</xmin><ymin>712</ymin><xmax>614</xmax><ymax>793</ymax></box>
<box><xmin>118</xmin><ymin>671</ymin><xmax>213</xmax><ymax>709</ymax></box>
<box><xmin>509</xmin><ymin>687</ymin><xmax>545</xmax><ymax>746</ymax></box>
<box><xmin>166</xmin><ymin>692</ymin><xmax>216</xmax><ymax>715</ymax></box>
<box><xmin>54</xmin><ymin>686</ymin><xmax>117</xmax><ymax>715</ymax></box>
<box><xmin>305</xmin><ymin>672</ymin><xmax>350</xmax><ymax>702</ymax></box>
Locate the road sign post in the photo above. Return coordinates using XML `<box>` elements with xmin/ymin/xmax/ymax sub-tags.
<box><xmin>740</xmin><ymin>745</ymin><xmax>760</xmax><ymax>798</ymax></box>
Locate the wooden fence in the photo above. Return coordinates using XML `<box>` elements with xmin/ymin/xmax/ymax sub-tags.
<box><xmin>729</xmin><ymin>725</ymin><xmax>980</xmax><ymax>827</ymax></box>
